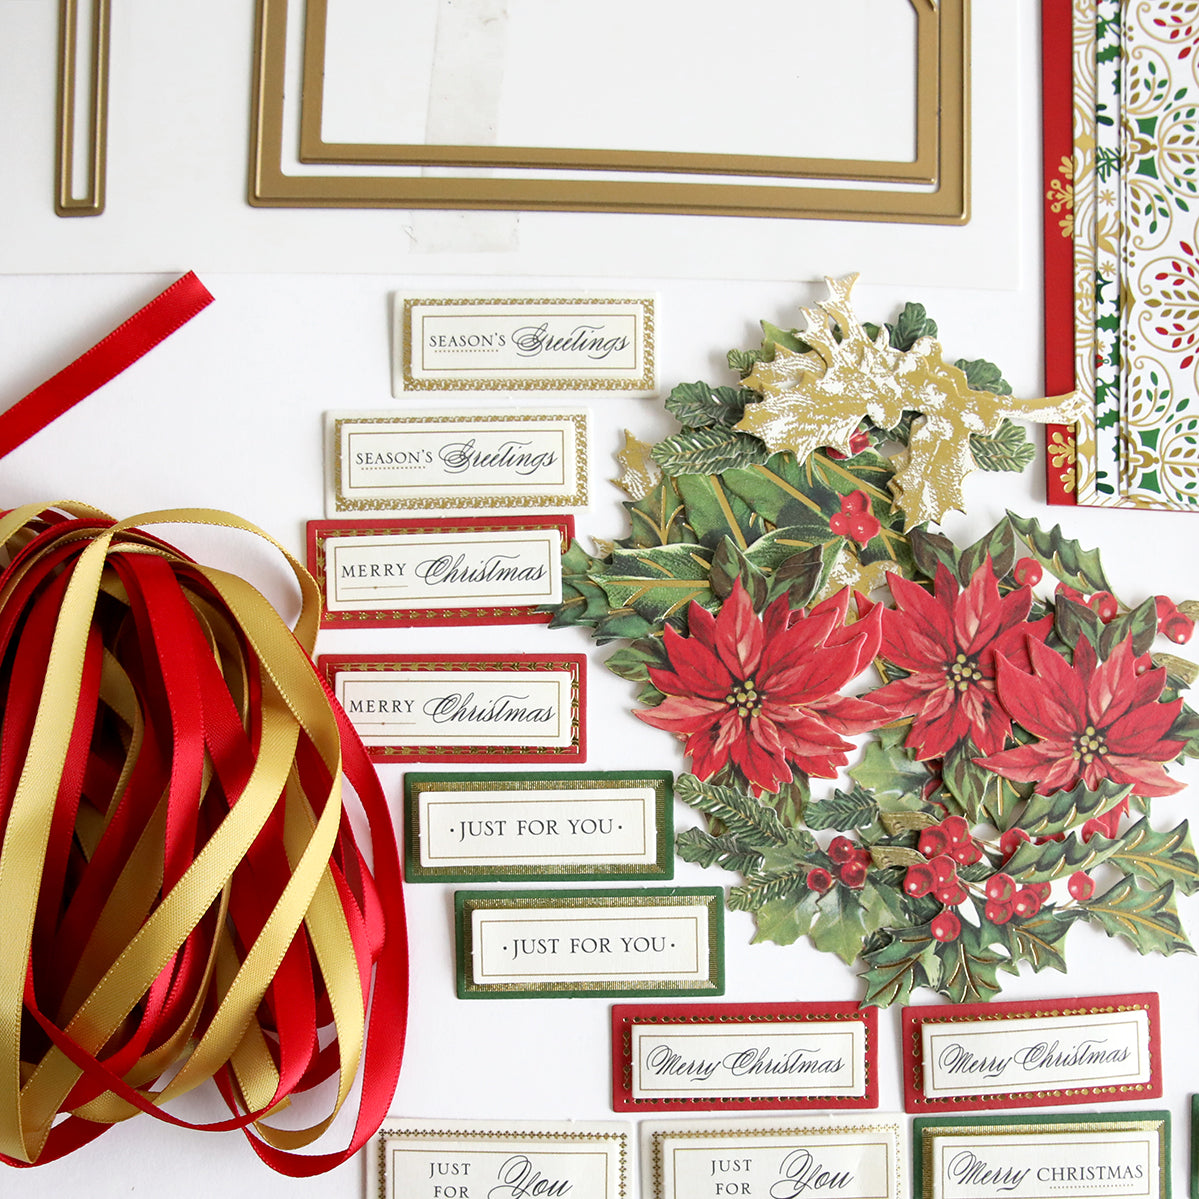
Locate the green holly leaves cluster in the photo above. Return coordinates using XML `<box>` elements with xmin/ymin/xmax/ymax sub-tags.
<box><xmin>543</xmin><ymin>298</ymin><xmax>1199</xmax><ymax>1008</ymax></box>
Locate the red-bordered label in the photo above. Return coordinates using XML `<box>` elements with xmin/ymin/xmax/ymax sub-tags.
<box><xmin>320</xmin><ymin>654</ymin><xmax>585</xmax><ymax>763</ymax></box>
<box><xmin>307</xmin><ymin>515</ymin><xmax>573</xmax><ymax>628</ymax></box>
<box><xmin>611</xmin><ymin>1001</ymin><xmax>877</xmax><ymax>1112</ymax></box>
<box><xmin>903</xmin><ymin>992</ymin><xmax>1161</xmax><ymax>1112</ymax></box>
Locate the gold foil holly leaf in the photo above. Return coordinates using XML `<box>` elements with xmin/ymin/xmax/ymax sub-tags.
<box><xmin>612</xmin><ymin>429</ymin><xmax>660</xmax><ymax>500</ymax></box>
<box><xmin>736</xmin><ymin>275</ymin><xmax>1086</xmax><ymax>529</ymax></box>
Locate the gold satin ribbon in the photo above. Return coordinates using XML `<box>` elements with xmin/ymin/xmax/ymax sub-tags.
<box><xmin>0</xmin><ymin>504</ymin><xmax>371</xmax><ymax>1164</ymax></box>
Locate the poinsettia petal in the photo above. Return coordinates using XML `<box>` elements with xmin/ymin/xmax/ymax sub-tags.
<box><xmin>1098</xmin><ymin>754</ymin><xmax>1186</xmax><ymax>797</ymax></box>
<box><xmin>867</xmin><ymin>671</ymin><xmax>947</xmax><ymax>718</ymax></box>
<box><xmin>997</xmin><ymin>641</ymin><xmax>1086</xmax><ymax>736</ymax></box>
<box><xmin>734</xmin><ymin>714</ymin><xmax>793</xmax><ymax>793</ymax></box>
<box><xmin>635</xmin><ymin>694</ymin><xmax>727</xmax><ymax>736</ymax></box>
<box><xmin>765</xmin><ymin>636</ymin><xmax>870</xmax><ymax>704</ymax></box>
<box><xmin>648</xmin><ymin>651</ymin><xmax>730</xmax><ymax>701</ymax></box>
<box><xmin>803</xmin><ymin>693</ymin><xmax>892</xmax><ymax>736</ymax></box>
<box><xmin>975</xmin><ymin>738</ymin><xmax>1074</xmax><ymax>782</ymax></box>
<box><xmin>879</xmin><ymin>571</ymin><xmax>957</xmax><ymax>670</ymax></box>
<box><xmin>986</xmin><ymin>612</ymin><xmax>1054</xmax><ymax>671</ymax></box>
<box><xmin>955</xmin><ymin>681</ymin><xmax>1012</xmax><ymax>756</ymax></box>
<box><xmin>712</xmin><ymin>579</ymin><xmax>764</xmax><ymax>679</ymax></box>
<box><xmin>1104</xmin><ymin>698</ymin><xmax>1184</xmax><ymax>758</ymax></box>
<box><xmin>953</xmin><ymin>561</ymin><xmax>1003</xmax><ymax>653</ymax></box>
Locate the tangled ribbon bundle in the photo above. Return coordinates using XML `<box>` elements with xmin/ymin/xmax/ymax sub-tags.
<box><xmin>0</xmin><ymin>277</ymin><xmax>407</xmax><ymax>1174</ymax></box>
<box><xmin>0</xmin><ymin>503</ymin><xmax>406</xmax><ymax>1172</ymax></box>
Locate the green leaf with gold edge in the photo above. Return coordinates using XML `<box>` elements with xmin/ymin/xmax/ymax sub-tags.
<box><xmin>719</xmin><ymin>454</ymin><xmax>840</xmax><ymax>531</ymax></box>
<box><xmin>1054</xmin><ymin>594</ymin><xmax>1105</xmax><ymax>653</ymax></box>
<box><xmin>970</xmin><ymin>420</ymin><xmax>1036</xmax><ymax>473</ymax></box>
<box><xmin>675</xmin><ymin>828</ymin><xmax>765</xmax><ymax>875</ymax></box>
<box><xmin>665</xmin><ymin>381</ymin><xmax>750</xmax><ymax>430</ymax></box>
<box><xmin>1108</xmin><ymin>818</ymin><xmax>1199</xmax><ymax>894</ymax></box>
<box><xmin>1003</xmin><ymin>829</ymin><xmax>1122</xmax><ymax>883</ymax></box>
<box><xmin>1170</xmin><ymin>704</ymin><xmax>1199</xmax><ymax>758</ymax></box>
<box><xmin>848</xmin><ymin>736</ymin><xmax>930</xmax><ymax>806</ymax></box>
<box><xmin>1017</xmin><ymin>777</ymin><xmax>1133</xmax><ymax>838</ymax></box>
<box><xmin>859</xmin><ymin>924</ymin><xmax>942</xmax><ymax>1007</ymax></box>
<box><xmin>1099</xmin><ymin>596</ymin><xmax>1158</xmax><ymax>658</ymax></box>
<box><xmin>545</xmin><ymin>539</ymin><xmax>610</xmax><ymax>629</ymax></box>
<box><xmin>765</xmin><ymin>774</ymin><xmax>810</xmax><ymax>829</ymax></box>
<box><xmin>593</xmin><ymin>606</ymin><xmax>655</xmax><ymax>644</ymax></box>
<box><xmin>1005</xmin><ymin>511</ymin><xmax>1114</xmax><ymax>592</ymax></box>
<box><xmin>809</xmin><ymin>887</ymin><xmax>870</xmax><ymax>965</ymax></box>
<box><xmin>908</xmin><ymin>527</ymin><xmax>961</xmax><ymax>583</ymax></box>
<box><xmin>956</xmin><ymin>517</ymin><xmax>1019</xmax><ymax>584</ymax></box>
<box><xmin>617</xmin><ymin>476</ymin><xmax>696</xmax><ymax>549</ymax></box>
<box><xmin>603</xmin><ymin>635</ymin><xmax>668</xmax><ymax>685</ymax></box>
<box><xmin>767</xmin><ymin>543</ymin><xmax>839</xmax><ymax>610</ymax></box>
<box><xmin>674</xmin><ymin>773</ymin><xmax>790</xmax><ymax>848</ymax></box>
<box><xmin>651</xmin><ymin>427</ymin><xmax>771</xmax><ymax>476</ymax></box>
<box><xmin>942</xmin><ymin>743</ymin><xmax>1011</xmax><ymax>827</ymax></box>
<box><xmin>751</xmin><ymin>893</ymin><xmax>819</xmax><ymax>946</ymax></box>
<box><xmin>674</xmin><ymin>473</ymin><xmax>766</xmax><ymax>550</ymax></box>
<box><xmin>935</xmin><ymin>920</ymin><xmax>1006</xmax><ymax>1003</ymax></box>
<box><xmin>1003</xmin><ymin>909</ymin><xmax>1073</xmax><ymax>975</ymax></box>
<box><xmin>1077</xmin><ymin>876</ymin><xmax>1194</xmax><ymax>956</ymax></box>
<box><xmin>710</xmin><ymin>537</ymin><xmax>770</xmax><ymax>608</ymax></box>
<box><xmin>598</xmin><ymin>544</ymin><xmax>715</xmax><ymax>623</ymax></box>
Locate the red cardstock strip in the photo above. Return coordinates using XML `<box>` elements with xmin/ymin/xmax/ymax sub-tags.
<box><xmin>307</xmin><ymin>516</ymin><xmax>574</xmax><ymax>628</ymax></box>
<box><xmin>610</xmin><ymin>1001</ymin><xmax>877</xmax><ymax>1113</ymax></box>
<box><xmin>319</xmin><ymin>653</ymin><xmax>586</xmax><ymax>763</ymax></box>
<box><xmin>1043</xmin><ymin>0</ymin><xmax>1078</xmax><ymax>506</ymax></box>
<box><xmin>902</xmin><ymin>992</ymin><xmax>1161</xmax><ymax>1113</ymax></box>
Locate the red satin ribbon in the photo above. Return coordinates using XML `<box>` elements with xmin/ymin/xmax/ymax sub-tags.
<box><xmin>0</xmin><ymin>272</ymin><xmax>214</xmax><ymax>460</ymax></box>
<box><xmin>0</xmin><ymin>274</ymin><xmax>408</xmax><ymax>1175</ymax></box>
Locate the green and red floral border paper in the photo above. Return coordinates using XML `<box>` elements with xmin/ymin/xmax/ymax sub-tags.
<box><xmin>546</xmin><ymin>282</ymin><xmax>1199</xmax><ymax>1007</ymax></box>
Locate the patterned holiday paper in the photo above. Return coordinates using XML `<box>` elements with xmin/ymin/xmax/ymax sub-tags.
<box><xmin>1119</xmin><ymin>0</ymin><xmax>1199</xmax><ymax>507</ymax></box>
<box><xmin>1071</xmin><ymin>0</ymin><xmax>1102</xmax><ymax>505</ymax></box>
<box><xmin>1092</xmin><ymin>0</ymin><xmax>1123</xmax><ymax>498</ymax></box>
<box><xmin>1056</xmin><ymin>0</ymin><xmax>1199</xmax><ymax>510</ymax></box>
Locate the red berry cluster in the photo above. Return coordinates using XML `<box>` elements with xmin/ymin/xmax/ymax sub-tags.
<box><xmin>903</xmin><ymin>817</ymin><xmax>985</xmax><ymax>942</ymax></box>
<box><xmin>1154</xmin><ymin>595</ymin><xmax>1194</xmax><ymax>644</ymax></box>
<box><xmin>982</xmin><ymin>872</ymin><xmax>1049</xmax><ymax>925</ymax></box>
<box><xmin>806</xmin><ymin>835</ymin><xmax>872</xmax><ymax>894</ymax></box>
<box><xmin>829</xmin><ymin>491</ymin><xmax>881</xmax><ymax>546</ymax></box>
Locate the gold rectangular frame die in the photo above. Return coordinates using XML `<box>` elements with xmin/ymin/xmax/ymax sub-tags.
<box><xmin>55</xmin><ymin>0</ymin><xmax>110</xmax><ymax>216</ymax></box>
<box><xmin>249</xmin><ymin>0</ymin><xmax>969</xmax><ymax>222</ymax></box>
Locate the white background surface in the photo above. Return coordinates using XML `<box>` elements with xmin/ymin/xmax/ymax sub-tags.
<box><xmin>2</xmin><ymin>0</ymin><xmax>1198</xmax><ymax>1196</ymax></box>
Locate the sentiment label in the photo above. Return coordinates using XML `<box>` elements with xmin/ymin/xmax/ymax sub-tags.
<box><xmin>904</xmin><ymin>994</ymin><xmax>1160</xmax><ymax>1112</ymax></box>
<box><xmin>612</xmin><ymin>1002</ymin><xmax>876</xmax><ymax>1111</ymax></box>
<box><xmin>326</xmin><ymin>410</ymin><xmax>588</xmax><ymax>514</ymax></box>
<box><xmin>397</xmin><ymin>295</ymin><xmax>656</xmax><ymax>393</ymax></box>
<box><xmin>455</xmin><ymin>888</ymin><xmax>723</xmax><ymax>999</ymax></box>
<box><xmin>320</xmin><ymin>655</ymin><xmax>584</xmax><ymax>762</ymax></box>
<box><xmin>642</xmin><ymin>1116</ymin><xmax>904</xmax><ymax>1199</ymax></box>
<box><xmin>913</xmin><ymin>1113</ymin><xmax>1169</xmax><ymax>1199</ymax></box>
<box><xmin>405</xmin><ymin>771</ymin><xmax>673</xmax><ymax>881</ymax></box>
<box><xmin>308</xmin><ymin>516</ymin><xmax>571</xmax><ymax>626</ymax></box>
<box><xmin>378</xmin><ymin>1120</ymin><xmax>630</xmax><ymax>1199</ymax></box>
